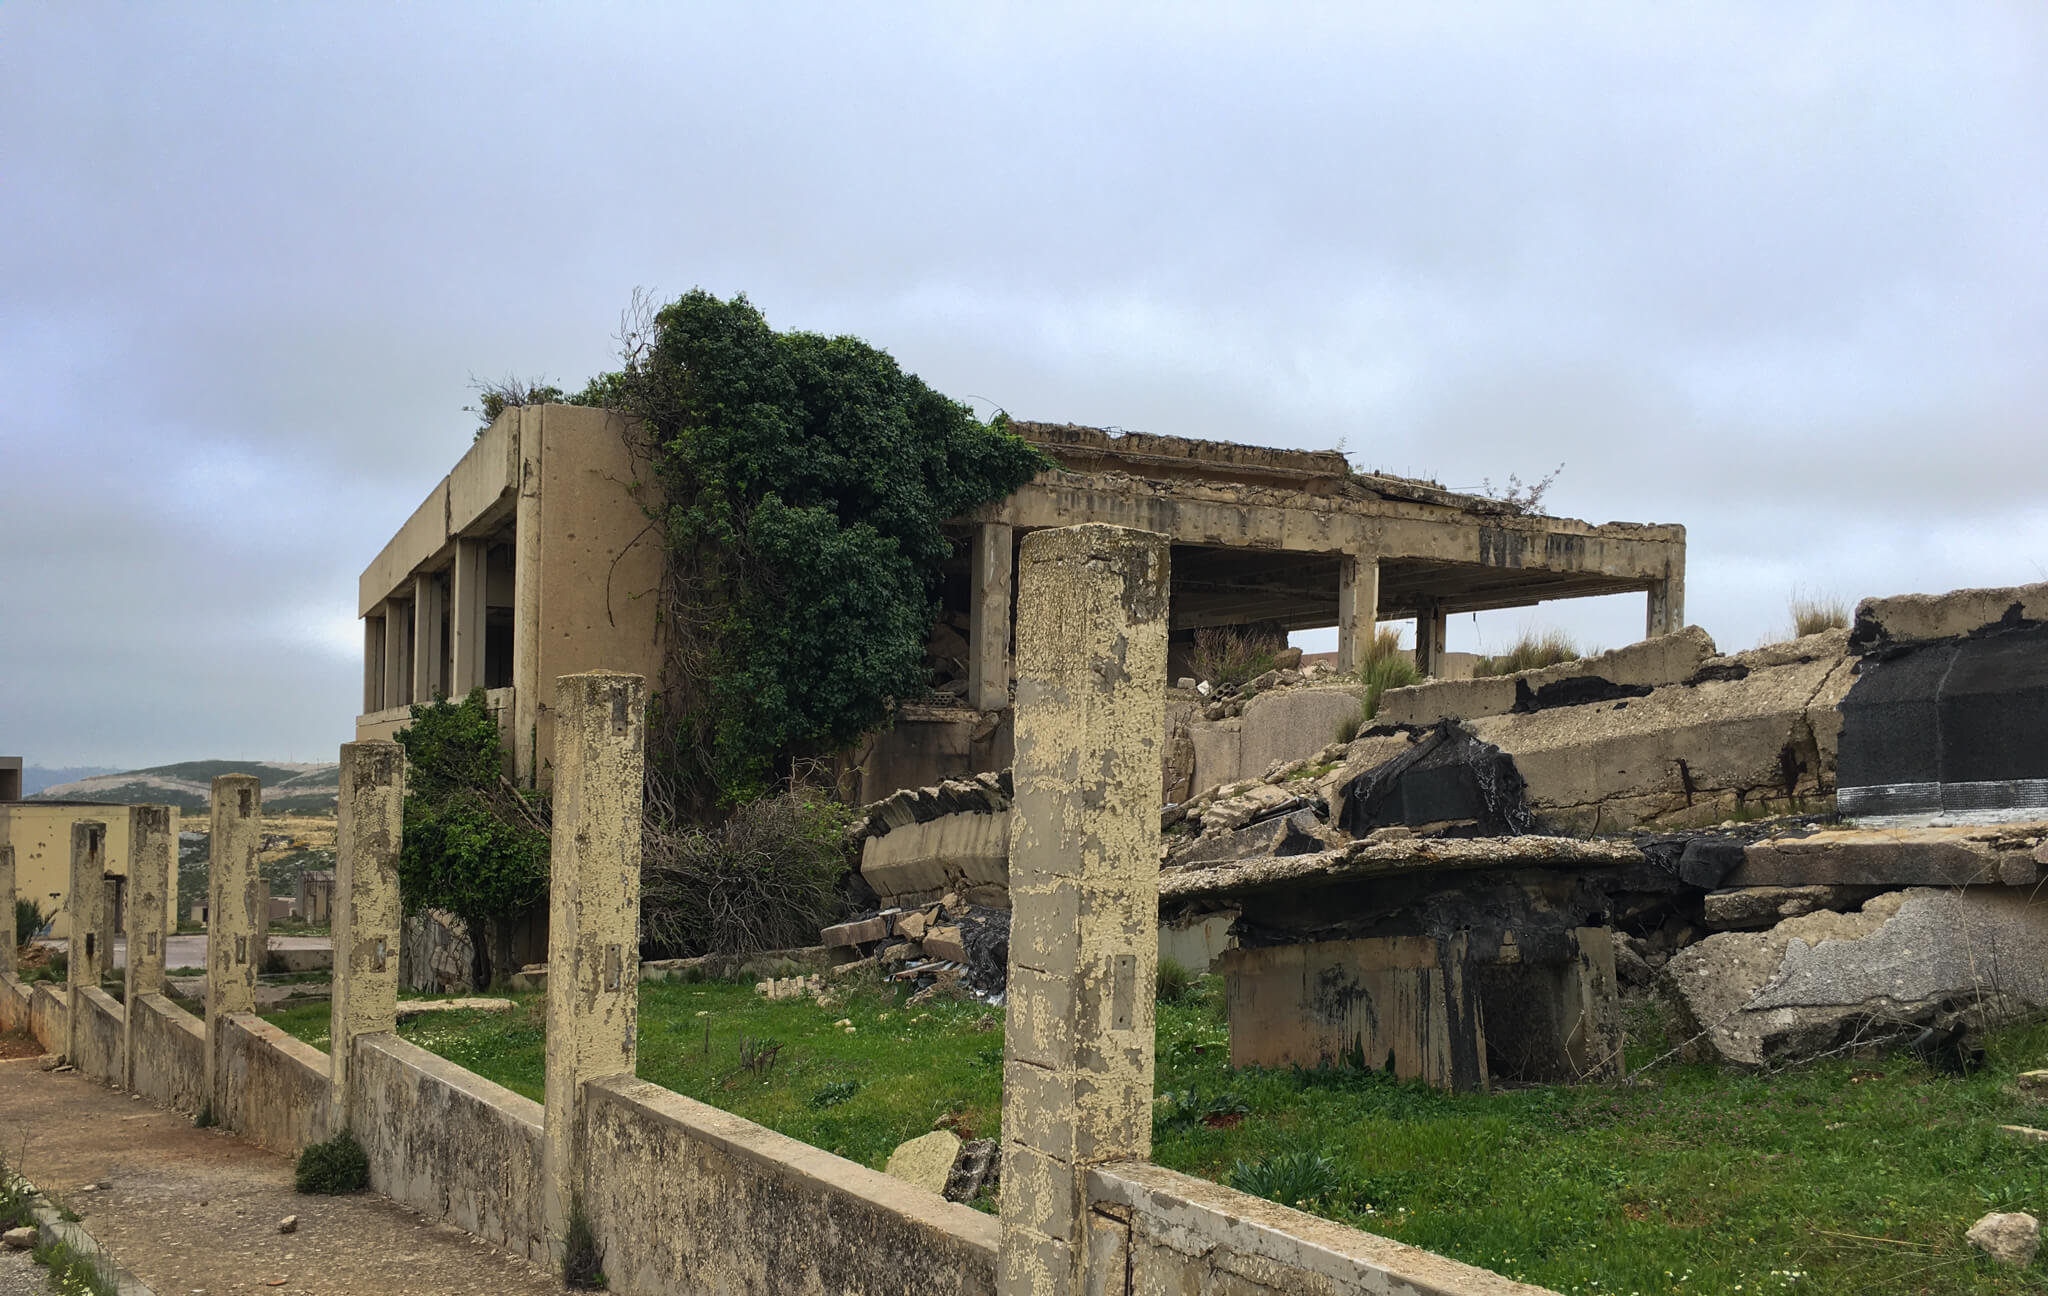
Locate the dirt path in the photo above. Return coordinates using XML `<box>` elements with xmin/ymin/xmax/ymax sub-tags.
<box><xmin>0</xmin><ymin>1051</ymin><xmax>561</xmax><ymax>1295</ymax></box>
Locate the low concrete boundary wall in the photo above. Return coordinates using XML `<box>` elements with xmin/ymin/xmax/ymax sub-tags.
<box><xmin>29</xmin><ymin>981</ymin><xmax>66</xmax><ymax>1052</ymax></box>
<box><xmin>1379</xmin><ymin>627</ymin><xmax>1715</xmax><ymax>727</ymax></box>
<box><xmin>582</xmin><ymin>1075</ymin><xmax>998</xmax><ymax>1296</ymax></box>
<box><xmin>1089</xmin><ymin>1161</ymin><xmax>1551</xmax><ymax>1295</ymax></box>
<box><xmin>0</xmin><ymin>975</ymin><xmax>31</xmax><ymax>1037</ymax></box>
<box><xmin>74</xmin><ymin>986</ymin><xmax>125</xmax><ymax>1084</ymax></box>
<box><xmin>220</xmin><ymin>1014</ymin><xmax>333</xmax><ymax>1155</ymax></box>
<box><xmin>350</xmin><ymin>1034</ymin><xmax>547</xmax><ymax>1263</ymax></box>
<box><xmin>129</xmin><ymin>993</ymin><xmax>206</xmax><ymax>1115</ymax></box>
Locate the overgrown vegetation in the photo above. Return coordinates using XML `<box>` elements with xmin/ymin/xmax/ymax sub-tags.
<box><xmin>1790</xmin><ymin>594</ymin><xmax>1850</xmax><ymax>638</ymax></box>
<box><xmin>1471</xmin><ymin>628</ymin><xmax>1580</xmax><ymax>677</ymax></box>
<box><xmin>1189</xmin><ymin>624</ymin><xmax>1285</xmax><ymax>690</ymax></box>
<box><xmin>468</xmin><ymin>374</ymin><xmax>565</xmax><ymax>433</ymax></box>
<box><xmin>395</xmin><ymin>687</ymin><xmax>550</xmax><ymax>987</ymax></box>
<box><xmin>1478</xmin><ymin>463</ymin><xmax>1563</xmax><ymax>516</ymax></box>
<box><xmin>639</xmin><ymin>789</ymin><xmax>852</xmax><ymax>959</ymax></box>
<box><xmin>271</xmin><ymin>978</ymin><xmax>2048</xmax><ymax>1294</ymax></box>
<box><xmin>1358</xmin><ymin>625</ymin><xmax>1421</xmax><ymax>719</ymax></box>
<box><xmin>31</xmin><ymin>1235</ymin><xmax>120</xmax><ymax>1296</ymax></box>
<box><xmin>577</xmin><ymin>289</ymin><xmax>1048</xmax><ymax>808</ymax></box>
<box><xmin>15</xmin><ymin>897</ymin><xmax>47</xmax><ymax>946</ymax></box>
<box><xmin>293</xmin><ymin>1128</ymin><xmax>369</xmax><ymax>1194</ymax></box>
<box><xmin>1155</xmin><ymin>957</ymin><xmax>1193</xmax><ymax>1005</ymax></box>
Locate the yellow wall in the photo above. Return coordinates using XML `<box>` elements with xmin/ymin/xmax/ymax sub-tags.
<box><xmin>1</xmin><ymin>803</ymin><xmax>165</xmax><ymax>939</ymax></box>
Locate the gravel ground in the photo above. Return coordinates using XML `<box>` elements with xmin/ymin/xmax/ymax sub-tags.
<box><xmin>0</xmin><ymin>1247</ymin><xmax>44</xmax><ymax>1296</ymax></box>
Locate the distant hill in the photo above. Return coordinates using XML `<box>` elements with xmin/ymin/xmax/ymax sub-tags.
<box><xmin>20</xmin><ymin>765</ymin><xmax>120</xmax><ymax>797</ymax></box>
<box><xmin>31</xmin><ymin>760</ymin><xmax>340</xmax><ymax>814</ymax></box>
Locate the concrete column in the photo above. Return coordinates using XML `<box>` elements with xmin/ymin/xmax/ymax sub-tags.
<box><xmin>999</xmin><ymin>524</ymin><xmax>1168</xmax><ymax>1296</ymax></box>
<box><xmin>450</xmin><ymin>538</ymin><xmax>489</xmax><ymax>695</ymax></box>
<box><xmin>511</xmin><ymin>408</ymin><xmax>545</xmax><ymax>784</ymax></box>
<box><xmin>1335</xmin><ymin>550</ymin><xmax>1380</xmax><ymax>675</ymax></box>
<box><xmin>206</xmin><ymin>774</ymin><xmax>262</xmax><ymax>1116</ymax></box>
<box><xmin>1646</xmin><ymin>572</ymin><xmax>1685</xmax><ymax>639</ymax></box>
<box><xmin>66</xmin><ymin>821</ymin><xmax>108</xmax><ymax>1064</ymax></box>
<box><xmin>331</xmin><ymin>741</ymin><xmax>404</xmax><ymax>1122</ymax></box>
<box><xmin>124</xmin><ymin>805</ymin><xmax>175</xmax><ymax>1089</ymax></box>
<box><xmin>1416</xmin><ymin>601</ymin><xmax>1448</xmax><ymax>679</ymax></box>
<box><xmin>541</xmin><ymin>671</ymin><xmax>645</xmax><ymax>1259</ymax></box>
<box><xmin>968</xmin><ymin>521</ymin><xmax>1015</xmax><ymax>713</ymax></box>
<box><xmin>381</xmin><ymin>600</ymin><xmax>409</xmax><ymax>708</ymax></box>
<box><xmin>363</xmin><ymin>615</ymin><xmax>384</xmax><ymax>713</ymax></box>
<box><xmin>0</xmin><ymin>843</ymin><xmax>13</xmax><ymax>979</ymax></box>
<box><xmin>414</xmin><ymin>573</ymin><xmax>447</xmax><ymax>704</ymax></box>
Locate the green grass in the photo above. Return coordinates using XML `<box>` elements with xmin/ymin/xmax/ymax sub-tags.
<box><xmin>267</xmin><ymin>979</ymin><xmax>2048</xmax><ymax>1294</ymax></box>
<box><xmin>1473</xmin><ymin>628</ymin><xmax>1581</xmax><ymax>677</ymax></box>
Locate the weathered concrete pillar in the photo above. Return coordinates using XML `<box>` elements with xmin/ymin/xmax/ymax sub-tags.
<box><xmin>363</xmin><ymin>614</ymin><xmax>385</xmax><ymax>713</ymax></box>
<box><xmin>1646</xmin><ymin>570</ymin><xmax>1685</xmax><ymax>639</ymax></box>
<box><xmin>124</xmin><ymin>805</ymin><xmax>175</xmax><ymax>1089</ymax></box>
<box><xmin>0</xmin><ymin>843</ymin><xmax>14</xmax><ymax>980</ymax></box>
<box><xmin>1416</xmin><ymin>601</ymin><xmax>1448</xmax><ymax>679</ymax></box>
<box><xmin>541</xmin><ymin>671</ymin><xmax>645</xmax><ymax>1259</ymax></box>
<box><xmin>969</xmin><ymin>521</ymin><xmax>1015</xmax><ymax>713</ymax></box>
<box><xmin>450</xmin><ymin>538</ymin><xmax>489</xmax><ymax>695</ymax></box>
<box><xmin>66</xmin><ymin>821</ymin><xmax>109</xmax><ymax>1064</ymax></box>
<box><xmin>999</xmin><ymin>524</ymin><xmax>1168</xmax><ymax>1296</ymax></box>
<box><xmin>206</xmin><ymin>774</ymin><xmax>262</xmax><ymax>1116</ymax></box>
<box><xmin>1335</xmin><ymin>550</ymin><xmax>1379</xmax><ymax>674</ymax></box>
<box><xmin>331</xmin><ymin>741</ymin><xmax>404</xmax><ymax>1122</ymax></box>
<box><xmin>413</xmin><ymin>573</ymin><xmax>447</xmax><ymax>704</ymax></box>
<box><xmin>511</xmin><ymin>408</ymin><xmax>545</xmax><ymax>784</ymax></box>
<box><xmin>381</xmin><ymin>598</ymin><xmax>409</xmax><ymax>709</ymax></box>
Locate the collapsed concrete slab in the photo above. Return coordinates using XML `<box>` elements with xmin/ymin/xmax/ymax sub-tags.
<box><xmin>1664</xmin><ymin>887</ymin><xmax>2048</xmax><ymax>1067</ymax></box>
<box><xmin>1731</xmin><ymin>822</ymin><xmax>2044</xmax><ymax>888</ymax></box>
<box><xmin>1376</xmin><ymin>626</ymin><xmax>1717</xmax><ymax>728</ymax></box>
<box><xmin>1702</xmin><ymin>885</ymin><xmax>1885</xmax><ymax>930</ymax></box>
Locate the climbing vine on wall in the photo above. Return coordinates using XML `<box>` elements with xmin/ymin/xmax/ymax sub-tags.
<box><xmin>577</xmin><ymin>290</ymin><xmax>1048</xmax><ymax>810</ymax></box>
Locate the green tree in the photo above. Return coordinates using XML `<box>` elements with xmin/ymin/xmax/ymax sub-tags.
<box><xmin>580</xmin><ymin>290</ymin><xmax>1048</xmax><ymax>807</ymax></box>
<box><xmin>393</xmin><ymin>688</ymin><xmax>549</xmax><ymax>986</ymax></box>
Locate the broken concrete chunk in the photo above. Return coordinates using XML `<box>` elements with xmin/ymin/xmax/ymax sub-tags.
<box><xmin>922</xmin><ymin>925</ymin><xmax>967</xmax><ymax>963</ymax></box>
<box><xmin>1966</xmin><ymin>1211</ymin><xmax>2040</xmax><ymax>1267</ymax></box>
<box><xmin>1174</xmin><ymin>808</ymin><xmax>1327</xmax><ymax>868</ymax></box>
<box><xmin>944</xmin><ymin>1137</ymin><xmax>1000</xmax><ymax>1203</ymax></box>
<box><xmin>821</xmin><ymin>916</ymin><xmax>890</xmax><ymax>947</ymax></box>
<box><xmin>1664</xmin><ymin>887</ymin><xmax>2048</xmax><ymax>1067</ymax></box>
<box><xmin>894</xmin><ymin>911</ymin><xmax>929</xmax><ymax>941</ymax></box>
<box><xmin>1702</xmin><ymin>885</ymin><xmax>1884</xmax><ymax>930</ymax></box>
<box><xmin>1</xmin><ymin>1227</ymin><xmax>34</xmax><ymax>1250</ymax></box>
<box><xmin>883</xmin><ymin>1131</ymin><xmax>962</xmax><ymax>1195</ymax></box>
<box><xmin>2017</xmin><ymin>1069</ymin><xmax>2048</xmax><ymax>1098</ymax></box>
<box><xmin>1734</xmin><ymin>826</ymin><xmax>2038</xmax><ymax>888</ymax></box>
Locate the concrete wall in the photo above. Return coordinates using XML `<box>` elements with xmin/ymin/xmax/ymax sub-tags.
<box><xmin>1378</xmin><ymin>627</ymin><xmax>1716</xmax><ymax>728</ymax></box>
<box><xmin>0</xmin><ymin>802</ymin><xmax>146</xmax><ymax>938</ymax></box>
<box><xmin>350</xmin><ymin>1033</ymin><xmax>547</xmax><ymax>1262</ymax></box>
<box><xmin>1190</xmin><ymin>684</ymin><xmax>1364</xmax><ymax>796</ymax></box>
<box><xmin>581</xmin><ymin>1076</ymin><xmax>999</xmax><ymax>1296</ymax></box>
<box><xmin>0</xmin><ymin>975</ymin><xmax>32</xmax><ymax>1037</ymax></box>
<box><xmin>73</xmin><ymin>986</ymin><xmax>125</xmax><ymax>1084</ymax></box>
<box><xmin>29</xmin><ymin>980</ymin><xmax>66</xmax><ymax>1051</ymax></box>
<box><xmin>220</xmin><ymin>1014</ymin><xmax>333</xmax><ymax>1155</ymax></box>
<box><xmin>1089</xmin><ymin>1162</ymin><xmax>1551</xmax><ymax>1296</ymax></box>
<box><xmin>128</xmin><ymin>994</ymin><xmax>206</xmax><ymax>1116</ymax></box>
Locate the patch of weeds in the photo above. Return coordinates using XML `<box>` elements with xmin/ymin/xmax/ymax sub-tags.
<box><xmin>294</xmin><ymin>1128</ymin><xmax>369</xmax><ymax>1194</ymax></box>
<box><xmin>562</xmin><ymin>1191</ymin><xmax>606</xmax><ymax>1290</ymax></box>
<box><xmin>972</xmin><ymin>1044</ymin><xmax>1004</xmax><ymax>1069</ymax></box>
<box><xmin>1471</xmin><ymin>628</ymin><xmax>1578</xmax><ymax>677</ymax></box>
<box><xmin>1155</xmin><ymin>1087</ymin><xmax>1250</xmax><ymax>1136</ymax></box>
<box><xmin>1155</xmin><ymin>957</ymin><xmax>1193</xmax><ymax>1005</ymax></box>
<box><xmin>193</xmin><ymin>1102</ymin><xmax>216</xmax><ymax>1129</ymax></box>
<box><xmin>32</xmin><ymin>1236</ymin><xmax>119</xmax><ymax>1296</ymax></box>
<box><xmin>1356</xmin><ymin>625</ymin><xmax>1421</xmax><ymax>722</ymax></box>
<box><xmin>1230</xmin><ymin>1149</ymin><xmax>1342</xmax><ymax>1210</ymax></box>
<box><xmin>0</xmin><ymin>1172</ymin><xmax>34</xmax><ymax>1231</ymax></box>
<box><xmin>809</xmin><ymin>1079</ymin><xmax>860</xmax><ymax>1109</ymax></box>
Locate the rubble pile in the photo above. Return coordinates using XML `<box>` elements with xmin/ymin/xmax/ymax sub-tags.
<box><xmin>814</xmin><ymin>894</ymin><xmax>1010</xmax><ymax>1003</ymax></box>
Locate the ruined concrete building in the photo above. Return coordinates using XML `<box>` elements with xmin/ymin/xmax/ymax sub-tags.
<box><xmin>354</xmin><ymin>405</ymin><xmax>1686</xmax><ymax>797</ymax></box>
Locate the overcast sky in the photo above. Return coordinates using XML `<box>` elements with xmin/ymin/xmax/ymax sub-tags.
<box><xmin>3</xmin><ymin>2</ymin><xmax>2043</xmax><ymax>769</ymax></box>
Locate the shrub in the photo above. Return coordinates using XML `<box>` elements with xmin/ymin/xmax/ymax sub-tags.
<box><xmin>1357</xmin><ymin>625</ymin><xmax>1420</xmax><ymax>720</ymax></box>
<box><xmin>809</xmin><ymin>1079</ymin><xmax>860</xmax><ymax>1109</ymax></box>
<box><xmin>294</xmin><ymin>1129</ymin><xmax>369</xmax><ymax>1194</ymax></box>
<box><xmin>1471</xmin><ymin>628</ymin><xmax>1579</xmax><ymax>678</ymax></box>
<box><xmin>15</xmin><ymin>897</ymin><xmax>47</xmax><ymax>947</ymax></box>
<box><xmin>1156</xmin><ymin>957</ymin><xmax>1194</xmax><ymax>1004</ymax></box>
<box><xmin>1790</xmin><ymin>595</ymin><xmax>1849</xmax><ymax>638</ymax></box>
<box><xmin>1229</xmin><ymin>1149</ymin><xmax>1343</xmax><ymax>1209</ymax></box>
<box><xmin>640</xmin><ymin>790</ymin><xmax>853</xmax><ymax>959</ymax></box>
<box><xmin>1190</xmin><ymin>625</ymin><xmax>1285</xmax><ymax>690</ymax></box>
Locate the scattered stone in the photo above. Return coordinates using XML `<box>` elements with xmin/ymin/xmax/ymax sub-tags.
<box><xmin>944</xmin><ymin>1137</ymin><xmax>1000</xmax><ymax>1203</ymax></box>
<box><xmin>1174</xmin><ymin>809</ymin><xmax>1327</xmax><ymax>868</ymax></box>
<box><xmin>1966</xmin><ymin>1211</ymin><xmax>2040</xmax><ymax>1267</ymax></box>
<box><xmin>825</xmin><ymin>956</ymin><xmax>877</xmax><ymax>981</ymax></box>
<box><xmin>1</xmin><ymin>1227</ymin><xmax>34</xmax><ymax>1250</ymax></box>
<box><xmin>1612</xmin><ymin>936</ymin><xmax>1655</xmax><ymax>988</ymax></box>
<box><xmin>922</xmin><ymin>926</ymin><xmax>967</xmax><ymax>963</ymax></box>
<box><xmin>1176</xmin><ymin>677</ymin><xmax>1198</xmax><ymax>691</ymax></box>
<box><xmin>277</xmin><ymin>1215</ymin><xmax>298</xmax><ymax>1234</ymax></box>
<box><xmin>2018</xmin><ymin>1070</ymin><xmax>2048</xmax><ymax>1098</ymax></box>
<box><xmin>755</xmin><ymin>974</ymin><xmax>824</xmax><ymax>1002</ymax></box>
<box><xmin>883</xmin><ymin>1130</ymin><xmax>962</xmax><ymax>1195</ymax></box>
<box><xmin>1999</xmin><ymin>1124</ymin><xmax>2048</xmax><ymax>1143</ymax></box>
<box><xmin>894</xmin><ymin>911</ymin><xmax>929</xmax><ymax>941</ymax></box>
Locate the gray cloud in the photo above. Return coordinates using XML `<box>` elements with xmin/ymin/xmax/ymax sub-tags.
<box><xmin>3</xmin><ymin>1</ymin><xmax>2042</xmax><ymax>765</ymax></box>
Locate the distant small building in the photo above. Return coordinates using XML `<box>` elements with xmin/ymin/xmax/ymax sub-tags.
<box><xmin>354</xmin><ymin>407</ymin><xmax>1687</xmax><ymax>800</ymax></box>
